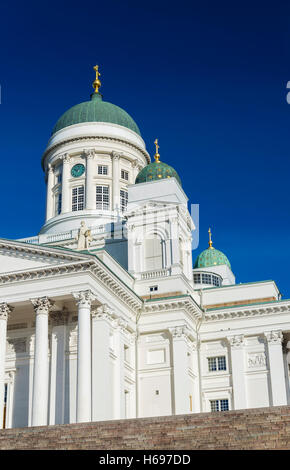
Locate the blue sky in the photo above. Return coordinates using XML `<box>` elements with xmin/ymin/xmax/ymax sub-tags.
<box><xmin>1</xmin><ymin>0</ymin><xmax>290</xmax><ymax>297</ymax></box>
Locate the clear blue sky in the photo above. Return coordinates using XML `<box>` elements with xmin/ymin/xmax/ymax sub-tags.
<box><xmin>1</xmin><ymin>0</ymin><xmax>290</xmax><ymax>297</ymax></box>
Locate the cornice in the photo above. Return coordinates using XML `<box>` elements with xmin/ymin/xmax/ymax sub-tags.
<box><xmin>41</xmin><ymin>135</ymin><xmax>150</xmax><ymax>169</ymax></box>
<box><xmin>204</xmin><ymin>301</ymin><xmax>290</xmax><ymax>322</ymax></box>
<box><xmin>0</xmin><ymin>257</ymin><xmax>142</xmax><ymax>314</ymax></box>
<box><xmin>144</xmin><ymin>296</ymin><xmax>202</xmax><ymax>320</ymax></box>
<box><xmin>0</xmin><ymin>239</ymin><xmax>86</xmax><ymax>264</ymax></box>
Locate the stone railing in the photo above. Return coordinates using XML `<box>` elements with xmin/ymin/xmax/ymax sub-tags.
<box><xmin>18</xmin><ymin>225</ymin><xmax>106</xmax><ymax>246</ymax></box>
<box><xmin>141</xmin><ymin>268</ymin><xmax>171</xmax><ymax>280</ymax></box>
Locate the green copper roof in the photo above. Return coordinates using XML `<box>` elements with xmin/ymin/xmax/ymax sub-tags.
<box><xmin>135</xmin><ymin>160</ymin><xmax>182</xmax><ymax>186</ymax></box>
<box><xmin>193</xmin><ymin>247</ymin><xmax>231</xmax><ymax>269</ymax></box>
<box><xmin>52</xmin><ymin>93</ymin><xmax>141</xmax><ymax>136</ymax></box>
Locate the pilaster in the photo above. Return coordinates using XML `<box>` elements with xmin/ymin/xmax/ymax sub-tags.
<box><xmin>45</xmin><ymin>164</ymin><xmax>54</xmax><ymax>221</ymax></box>
<box><xmin>91</xmin><ymin>304</ymin><xmax>114</xmax><ymax>421</ymax></box>
<box><xmin>264</xmin><ymin>330</ymin><xmax>287</xmax><ymax>406</ymax></box>
<box><xmin>61</xmin><ymin>153</ymin><xmax>71</xmax><ymax>213</ymax></box>
<box><xmin>227</xmin><ymin>335</ymin><xmax>247</xmax><ymax>410</ymax></box>
<box><xmin>169</xmin><ymin>325</ymin><xmax>192</xmax><ymax>415</ymax></box>
<box><xmin>0</xmin><ymin>303</ymin><xmax>13</xmax><ymax>429</ymax></box>
<box><xmin>85</xmin><ymin>149</ymin><xmax>95</xmax><ymax>210</ymax></box>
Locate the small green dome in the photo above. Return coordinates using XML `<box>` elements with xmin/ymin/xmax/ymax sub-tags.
<box><xmin>194</xmin><ymin>247</ymin><xmax>231</xmax><ymax>269</ymax></box>
<box><xmin>52</xmin><ymin>93</ymin><xmax>141</xmax><ymax>136</ymax></box>
<box><xmin>135</xmin><ymin>160</ymin><xmax>181</xmax><ymax>186</ymax></box>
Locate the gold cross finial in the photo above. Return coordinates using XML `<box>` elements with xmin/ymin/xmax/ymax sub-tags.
<box><xmin>154</xmin><ymin>138</ymin><xmax>160</xmax><ymax>162</ymax></box>
<box><xmin>208</xmin><ymin>227</ymin><xmax>213</xmax><ymax>248</ymax></box>
<box><xmin>92</xmin><ymin>65</ymin><xmax>101</xmax><ymax>93</ymax></box>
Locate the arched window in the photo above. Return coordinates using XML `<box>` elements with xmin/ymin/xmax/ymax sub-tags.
<box><xmin>144</xmin><ymin>234</ymin><xmax>163</xmax><ymax>271</ymax></box>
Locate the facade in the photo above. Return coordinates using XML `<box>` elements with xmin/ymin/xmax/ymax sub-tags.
<box><xmin>1</xmin><ymin>67</ymin><xmax>290</xmax><ymax>429</ymax></box>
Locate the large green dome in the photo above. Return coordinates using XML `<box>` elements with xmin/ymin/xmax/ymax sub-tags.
<box><xmin>52</xmin><ymin>93</ymin><xmax>141</xmax><ymax>136</ymax></box>
<box><xmin>194</xmin><ymin>247</ymin><xmax>231</xmax><ymax>269</ymax></box>
<box><xmin>135</xmin><ymin>160</ymin><xmax>181</xmax><ymax>185</ymax></box>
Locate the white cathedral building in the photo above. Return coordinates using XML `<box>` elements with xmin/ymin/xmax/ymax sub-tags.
<box><xmin>1</xmin><ymin>66</ymin><xmax>290</xmax><ymax>430</ymax></box>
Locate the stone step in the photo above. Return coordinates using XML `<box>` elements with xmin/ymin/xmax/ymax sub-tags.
<box><xmin>0</xmin><ymin>405</ymin><xmax>290</xmax><ymax>449</ymax></box>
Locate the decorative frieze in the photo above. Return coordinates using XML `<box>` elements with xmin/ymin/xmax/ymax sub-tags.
<box><xmin>247</xmin><ymin>353</ymin><xmax>266</xmax><ymax>368</ymax></box>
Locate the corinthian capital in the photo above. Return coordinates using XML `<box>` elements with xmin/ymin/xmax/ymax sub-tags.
<box><xmin>84</xmin><ymin>148</ymin><xmax>96</xmax><ymax>159</ymax></box>
<box><xmin>111</xmin><ymin>151</ymin><xmax>122</xmax><ymax>161</ymax></box>
<box><xmin>61</xmin><ymin>153</ymin><xmax>70</xmax><ymax>164</ymax></box>
<box><xmin>73</xmin><ymin>290</ymin><xmax>95</xmax><ymax>308</ymax></box>
<box><xmin>31</xmin><ymin>297</ymin><xmax>54</xmax><ymax>316</ymax></box>
<box><xmin>169</xmin><ymin>325</ymin><xmax>190</xmax><ymax>340</ymax></box>
<box><xmin>264</xmin><ymin>330</ymin><xmax>283</xmax><ymax>345</ymax></box>
<box><xmin>227</xmin><ymin>335</ymin><xmax>244</xmax><ymax>349</ymax></box>
<box><xmin>0</xmin><ymin>303</ymin><xmax>14</xmax><ymax>321</ymax></box>
<box><xmin>92</xmin><ymin>303</ymin><xmax>114</xmax><ymax>321</ymax></box>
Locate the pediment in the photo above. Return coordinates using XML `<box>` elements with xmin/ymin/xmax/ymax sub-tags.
<box><xmin>0</xmin><ymin>239</ymin><xmax>87</xmax><ymax>274</ymax></box>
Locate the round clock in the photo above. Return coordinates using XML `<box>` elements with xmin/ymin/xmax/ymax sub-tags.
<box><xmin>71</xmin><ymin>163</ymin><xmax>85</xmax><ymax>178</ymax></box>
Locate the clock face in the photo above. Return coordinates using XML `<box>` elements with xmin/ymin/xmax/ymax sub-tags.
<box><xmin>71</xmin><ymin>164</ymin><xmax>85</xmax><ymax>178</ymax></box>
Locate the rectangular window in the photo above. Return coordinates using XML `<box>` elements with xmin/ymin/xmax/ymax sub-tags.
<box><xmin>193</xmin><ymin>273</ymin><xmax>201</xmax><ymax>284</ymax></box>
<box><xmin>208</xmin><ymin>356</ymin><xmax>226</xmax><ymax>372</ymax></box>
<box><xmin>202</xmin><ymin>273</ymin><xmax>212</xmax><ymax>284</ymax></box>
<box><xmin>212</xmin><ymin>275</ymin><xmax>220</xmax><ymax>286</ymax></box>
<box><xmin>98</xmin><ymin>165</ymin><xmax>108</xmax><ymax>175</ymax></box>
<box><xmin>149</xmin><ymin>286</ymin><xmax>158</xmax><ymax>292</ymax></box>
<box><xmin>120</xmin><ymin>189</ymin><xmax>128</xmax><ymax>212</ymax></box>
<box><xmin>72</xmin><ymin>186</ymin><xmax>84</xmax><ymax>211</ymax></box>
<box><xmin>210</xmin><ymin>399</ymin><xmax>229</xmax><ymax>412</ymax></box>
<box><xmin>96</xmin><ymin>185</ymin><xmax>109</xmax><ymax>210</ymax></box>
<box><xmin>121</xmin><ymin>169</ymin><xmax>129</xmax><ymax>181</ymax></box>
<box><xmin>56</xmin><ymin>192</ymin><xmax>62</xmax><ymax>215</ymax></box>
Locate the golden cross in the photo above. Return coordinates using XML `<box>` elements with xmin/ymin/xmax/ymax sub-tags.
<box><xmin>208</xmin><ymin>227</ymin><xmax>213</xmax><ymax>248</ymax></box>
<box><xmin>154</xmin><ymin>138</ymin><xmax>160</xmax><ymax>162</ymax></box>
<box><xmin>92</xmin><ymin>65</ymin><xmax>101</xmax><ymax>93</ymax></box>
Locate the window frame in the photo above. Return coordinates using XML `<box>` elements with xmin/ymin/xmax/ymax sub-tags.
<box><xmin>72</xmin><ymin>185</ymin><xmax>85</xmax><ymax>212</ymax></box>
<box><xmin>96</xmin><ymin>184</ymin><xmax>110</xmax><ymax>210</ymax></box>
<box><xmin>207</xmin><ymin>355</ymin><xmax>227</xmax><ymax>372</ymax></box>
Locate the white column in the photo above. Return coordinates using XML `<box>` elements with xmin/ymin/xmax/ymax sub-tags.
<box><xmin>170</xmin><ymin>326</ymin><xmax>190</xmax><ymax>415</ymax></box>
<box><xmin>49</xmin><ymin>310</ymin><xmax>68</xmax><ymax>425</ymax></box>
<box><xmin>112</xmin><ymin>152</ymin><xmax>120</xmax><ymax>212</ymax></box>
<box><xmin>170</xmin><ymin>217</ymin><xmax>181</xmax><ymax>274</ymax></box>
<box><xmin>31</xmin><ymin>297</ymin><xmax>53</xmax><ymax>426</ymax></box>
<box><xmin>61</xmin><ymin>153</ymin><xmax>71</xmax><ymax>213</ymax></box>
<box><xmin>85</xmin><ymin>149</ymin><xmax>95</xmax><ymax>210</ymax></box>
<box><xmin>132</xmin><ymin>160</ymin><xmax>142</xmax><ymax>183</ymax></box>
<box><xmin>73</xmin><ymin>290</ymin><xmax>94</xmax><ymax>423</ymax></box>
<box><xmin>45</xmin><ymin>164</ymin><xmax>54</xmax><ymax>221</ymax></box>
<box><xmin>0</xmin><ymin>303</ymin><xmax>13</xmax><ymax>429</ymax></box>
<box><xmin>114</xmin><ymin>317</ymin><xmax>127</xmax><ymax>419</ymax></box>
<box><xmin>265</xmin><ymin>330</ymin><xmax>287</xmax><ymax>406</ymax></box>
<box><xmin>191</xmin><ymin>342</ymin><xmax>201</xmax><ymax>412</ymax></box>
<box><xmin>91</xmin><ymin>304</ymin><xmax>114</xmax><ymax>421</ymax></box>
<box><xmin>227</xmin><ymin>335</ymin><xmax>247</xmax><ymax>410</ymax></box>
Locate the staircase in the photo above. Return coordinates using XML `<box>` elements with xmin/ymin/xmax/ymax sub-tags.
<box><xmin>0</xmin><ymin>405</ymin><xmax>290</xmax><ymax>450</ymax></box>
